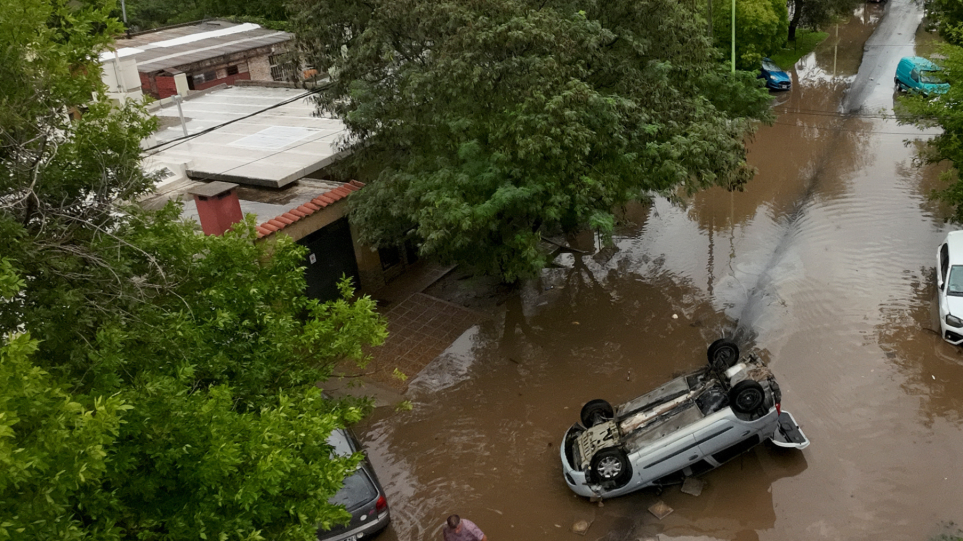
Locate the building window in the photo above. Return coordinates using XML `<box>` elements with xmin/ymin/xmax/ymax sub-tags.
<box><xmin>269</xmin><ymin>54</ymin><xmax>293</xmax><ymax>82</ymax></box>
<box><xmin>227</xmin><ymin>65</ymin><xmax>239</xmax><ymax>76</ymax></box>
<box><xmin>191</xmin><ymin>71</ymin><xmax>218</xmax><ymax>85</ymax></box>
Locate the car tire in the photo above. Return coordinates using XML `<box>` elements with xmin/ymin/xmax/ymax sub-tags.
<box><xmin>707</xmin><ymin>339</ymin><xmax>740</xmax><ymax>371</ymax></box>
<box><xmin>580</xmin><ymin>399</ymin><xmax>615</xmax><ymax>428</ymax></box>
<box><xmin>591</xmin><ymin>447</ymin><xmax>632</xmax><ymax>487</ymax></box>
<box><xmin>730</xmin><ymin>380</ymin><xmax>765</xmax><ymax>414</ymax></box>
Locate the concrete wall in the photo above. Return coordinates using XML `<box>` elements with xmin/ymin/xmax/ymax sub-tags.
<box><xmin>247</xmin><ymin>55</ymin><xmax>272</xmax><ymax>81</ymax></box>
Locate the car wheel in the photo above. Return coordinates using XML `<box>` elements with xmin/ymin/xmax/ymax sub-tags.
<box><xmin>591</xmin><ymin>448</ymin><xmax>631</xmax><ymax>486</ymax></box>
<box><xmin>730</xmin><ymin>380</ymin><xmax>765</xmax><ymax>414</ymax></box>
<box><xmin>580</xmin><ymin>399</ymin><xmax>614</xmax><ymax>428</ymax></box>
<box><xmin>707</xmin><ymin>339</ymin><xmax>740</xmax><ymax>370</ymax></box>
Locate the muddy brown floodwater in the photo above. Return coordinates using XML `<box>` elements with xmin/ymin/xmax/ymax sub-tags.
<box><xmin>354</xmin><ymin>1</ymin><xmax>963</xmax><ymax>539</ymax></box>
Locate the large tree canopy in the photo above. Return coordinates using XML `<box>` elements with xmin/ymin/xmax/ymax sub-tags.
<box><xmin>1</xmin><ymin>0</ymin><xmax>387</xmax><ymax>539</ymax></box>
<box><xmin>710</xmin><ymin>0</ymin><xmax>789</xmax><ymax>70</ymax></box>
<box><xmin>119</xmin><ymin>0</ymin><xmax>289</xmax><ymax>31</ymax></box>
<box><xmin>787</xmin><ymin>0</ymin><xmax>862</xmax><ymax>42</ymax></box>
<box><xmin>925</xmin><ymin>0</ymin><xmax>963</xmax><ymax>46</ymax></box>
<box><xmin>897</xmin><ymin>45</ymin><xmax>963</xmax><ymax>222</ymax></box>
<box><xmin>291</xmin><ymin>0</ymin><xmax>773</xmax><ymax>282</ymax></box>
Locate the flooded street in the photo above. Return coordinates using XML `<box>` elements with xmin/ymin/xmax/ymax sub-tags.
<box><xmin>358</xmin><ymin>1</ymin><xmax>963</xmax><ymax>539</ymax></box>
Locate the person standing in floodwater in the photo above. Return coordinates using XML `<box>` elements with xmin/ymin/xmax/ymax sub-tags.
<box><xmin>442</xmin><ymin>514</ymin><xmax>487</xmax><ymax>541</ymax></box>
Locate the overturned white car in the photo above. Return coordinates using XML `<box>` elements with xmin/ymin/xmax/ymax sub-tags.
<box><xmin>560</xmin><ymin>339</ymin><xmax>809</xmax><ymax>498</ymax></box>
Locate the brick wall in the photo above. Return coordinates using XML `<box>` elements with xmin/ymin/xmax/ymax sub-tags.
<box><xmin>154</xmin><ymin>74</ymin><xmax>179</xmax><ymax>99</ymax></box>
<box><xmin>139</xmin><ymin>72</ymin><xmax>157</xmax><ymax>98</ymax></box>
<box><xmin>193</xmin><ymin>72</ymin><xmax>251</xmax><ymax>92</ymax></box>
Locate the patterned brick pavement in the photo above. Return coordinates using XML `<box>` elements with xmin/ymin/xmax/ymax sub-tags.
<box><xmin>363</xmin><ymin>293</ymin><xmax>486</xmax><ymax>390</ymax></box>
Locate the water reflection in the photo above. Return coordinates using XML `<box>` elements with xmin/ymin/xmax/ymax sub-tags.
<box><xmin>608</xmin><ymin>446</ymin><xmax>809</xmax><ymax>541</ymax></box>
<box><xmin>358</xmin><ymin>252</ymin><xmax>785</xmax><ymax>541</ymax></box>
<box><xmin>876</xmin><ymin>267</ymin><xmax>963</xmax><ymax>426</ymax></box>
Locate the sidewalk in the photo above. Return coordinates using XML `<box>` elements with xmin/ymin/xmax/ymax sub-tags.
<box><xmin>323</xmin><ymin>261</ymin><xmax>488</xmax><ymax>403</ymax></box>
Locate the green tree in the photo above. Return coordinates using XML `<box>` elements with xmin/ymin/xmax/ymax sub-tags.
<box><xmin>291</xmin><ymin>0</ymin><xmax>773</xmax><ymax>283</ymax></box>
<box><xmin>787</xmin><ymin>0</ymin><xmax>862</xmax><ymax>42</ymax></box>
<box><xmin>711</xmin><ymin>0</ymin><xmax>789</xmax><ymax>69</ymax></box>
<box><xmin>924</xmin><ymin>0</ymin><xmax>963</xmax><ymax>46</ymax></box>
<box><xmin>120</xmin><ymin>0</ymin><xmax>289</xmax><ymax>31</ymax></box>
<box><xmin>0</xmin><ymin>261</ymin><xmax>128</xmax><ymax>541</ymax></box>
<box><xmin>1</xmin><ymin>1</ymin><xmax>389</xmax><ymax>539</ymax></box>
<box><xmin>896</xmin><ymin>45</ymin><xmax>963</xmax><ymax>222</ymax></box>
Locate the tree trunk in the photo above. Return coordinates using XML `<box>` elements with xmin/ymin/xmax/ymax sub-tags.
<box><xmin>708</xmin><ymin>0</ymin><xmax>713</xmax><ymax>40</ymax></box>
<box><xmin>789</xmin><ymin>0</ymin><xmax>803</xmax><ymax>42</ymax></box>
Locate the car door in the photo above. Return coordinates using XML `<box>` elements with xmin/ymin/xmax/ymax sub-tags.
<box><xmin>694</xmin><ymin>420</ymin><xmax>743</xmax><ymax>458</ymax></box>
<box><xmin>634</xmin><ymin>434</ymin><xmax>700</xmax><ymax>486</ymax></box>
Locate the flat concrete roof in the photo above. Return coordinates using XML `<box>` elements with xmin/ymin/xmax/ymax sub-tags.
<box><xmin>145</xmin><ymin>85</ymin><xmax>348</xmax><ymax>189</ymax></box>
<box><xmin>115</xmin><ymin>20</ymin><xmax>292</xmax><ymax>73</ymax></box>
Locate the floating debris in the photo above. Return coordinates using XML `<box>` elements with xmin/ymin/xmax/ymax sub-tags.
<box><xmin>681</xmin><ymin>477</ymin><xmax>705</xmax><ymax>496</ymax></box>
<box><xmin>648</xmin><ymin>500</ymin><xmax>673</xmax><ymax>520</ymax></box>
<box><xmin>571</xmin><ymin>519</ymin><xmax>590</xmax><ymax>536</ymax></box>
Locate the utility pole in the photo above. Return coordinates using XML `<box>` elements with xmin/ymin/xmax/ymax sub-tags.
<box><xmin>731</xmin><ymin>0</ymin><xmax>736</xmax><ymax>73</ymax></box>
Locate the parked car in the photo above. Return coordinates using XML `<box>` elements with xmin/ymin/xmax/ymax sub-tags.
<box><xmin>759</xmin><ymin>58</ymin><xmax>791</xmax><ymax>91</ymax></box>
<box><xmin>895</xmin><ymin>56</ymin><xmax>949</xmax><ymax>96</ymax></box>
<box><xmin>318</xmin><ymin>427</ymin><xmax>391</xmax><ymax>541</ymax></box>
<box><xmin>936</xmin><ymin>231</ymin><xmax>963</xmax><ymax>345</ymax></box>
<box><xmin>560</xmin><ymin>339</ymin><xmax>809</xmax><ymax>499</ymax></box>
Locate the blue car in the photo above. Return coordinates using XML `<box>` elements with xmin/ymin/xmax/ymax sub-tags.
<box><xmin>895</xmin><ymin>56</ymin><xmax>949</xmax><ymax>96</ymax></box>
<box><xmin>759</xmin><ymin>58</ymin><xmax>791</xmax><ymax>91</ymax></box>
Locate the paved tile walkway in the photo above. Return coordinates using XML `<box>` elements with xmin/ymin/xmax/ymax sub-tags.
<box><xmin>364</xmin><ymin>293</ymin><xmax>486</xmax><ymax>390</ymax></box>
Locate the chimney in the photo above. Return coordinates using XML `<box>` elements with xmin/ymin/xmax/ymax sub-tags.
<box><xmin>188</xmin><ymin>181</ymin><xmax>243</xmax><ymax>235</ymax></box>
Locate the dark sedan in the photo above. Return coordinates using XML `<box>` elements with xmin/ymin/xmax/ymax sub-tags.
<box><xmin>318</xmin><ymin>428</ymin><xmax>391</xmax><ymax>541</ymax></box>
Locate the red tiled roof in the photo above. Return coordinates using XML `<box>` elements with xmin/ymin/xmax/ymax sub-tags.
<box><xmin>256</xmin><ymin>180</ymin><xmax>365</xmax><ymax>239</ymax></box>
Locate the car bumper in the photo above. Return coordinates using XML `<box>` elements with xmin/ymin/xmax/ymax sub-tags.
<box><xmin>942</xmin><ymin>325</ymin><xmax>963</xmax><ymax>345</ymax></box>
<box><xmin>560</xmin><ymin>425</ymin><xmax>597</xmax><ymax>498</ymax></box>
<box><xmin>318</xmin><ymin>509</ymin><xmax>390</xmax><ymax>541</ymax></box>
<box><xmin>769</xmin><ymin>410</ymin><xmax>810</xmax><ymax>449</ymax></box>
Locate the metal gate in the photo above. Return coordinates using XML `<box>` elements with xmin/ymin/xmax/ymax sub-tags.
<box><xmin>298</xmin><ymin>218</ymin><xmax>361</xmax><ymax>302</ymax></box>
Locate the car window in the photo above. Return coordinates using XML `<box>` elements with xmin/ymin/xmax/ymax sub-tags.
<box><xmin>762</xmin><ymin>60</ymin><xmax>782</xmax><ymax>72</ymax></box>
<box><xmin>942</xmin><ymin>244</ymin><xmax>950</xmax><ymax>284</ymax></box>
<box><xmin>947</xmin><ymin>265</ymin><xmax>963</xmax><ymax>296</ymax></box>
<box><xmin>911</xmin><ymin>68</ymin><xmax>920</xmax><ymax>82</ymax></box>
<box><xmin>326</xmin><ymin>429</ymin><xmax>357</xmax><ymax>457</ymax></box>
<box><xmin>329</xmin><ymin>467</ymin><xmax>378</xmax><ymax>510</ymax></box>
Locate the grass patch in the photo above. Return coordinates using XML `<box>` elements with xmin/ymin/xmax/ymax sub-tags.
<box><xmin>769</xmin><ymin>29</ymin><xmax>829</xmax><ymax>69</ymax></box>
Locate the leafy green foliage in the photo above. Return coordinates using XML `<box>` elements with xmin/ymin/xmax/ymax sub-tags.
<box><xmin>1</xmin><ymin>1</ymin><xmax>390</xmax><ymax>539</ymax></box>
<box><xmin>0</xmin><ymin>266</ymin><xmax>127</xmax><ymax>541</ymax></box>
<box><xmin>786</xmin><ymin>0</ymin><xmax>862</xmax><ymax>42</ymax></box>
<box><xmin>0</xmin><ymin>332</ymin><xmax>128</xmax><ymax>541</ymax></box>
<box><xmin>119</xmin><ymin>0</ymin><xmax>289</xmax><ymax>31</ymax></box>
<box><xmin>711</xmin><ymin>0</ymin><xmax>789</xmax><ymax>69</ymax></box>
<box><xmin>291</xmin><ymin>0</ymin><xmax>773</xmax><ymax>282</ymax></box>
<box><xmin>896</xmin><ymin>45</ymin><xmax>963</xmax><ymax>222</ymax></box>
<box><xmin>925</xmin><ymin>0</ymin><xmax>963</xmax><ymax>46</ymax></box>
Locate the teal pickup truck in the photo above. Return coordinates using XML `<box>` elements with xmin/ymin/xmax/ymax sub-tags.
<box><xmin>895</xmin><ymin>56</ymin><xmax>949</xmax><ymax>96</ymax></box>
